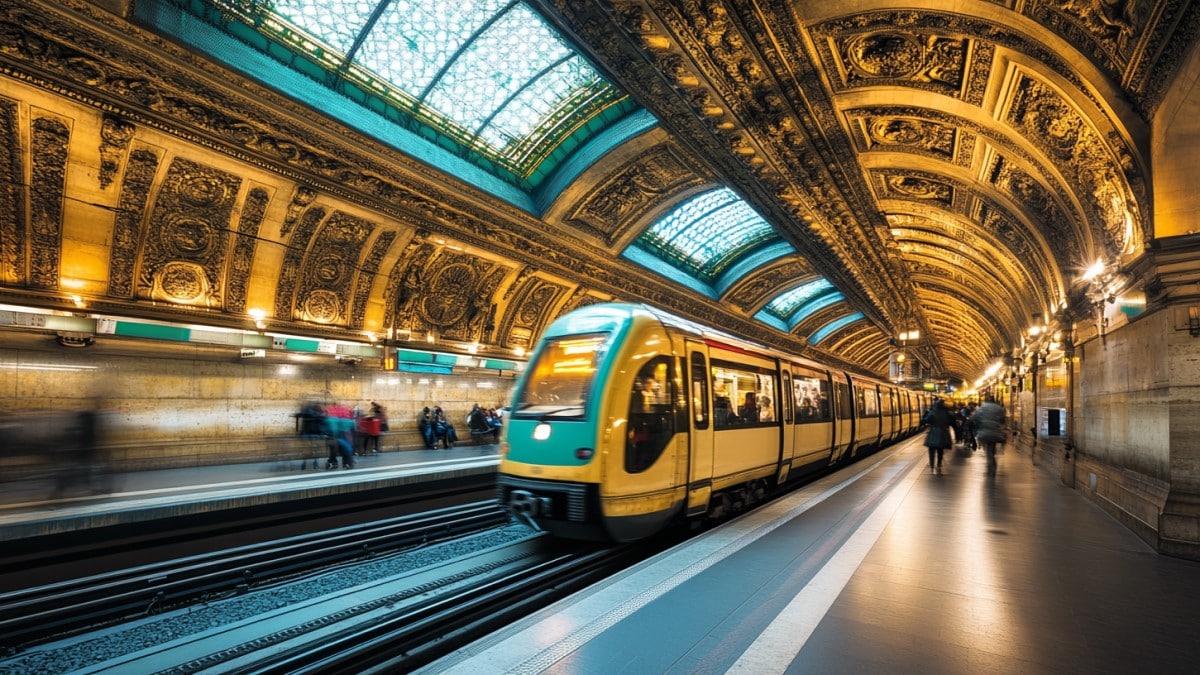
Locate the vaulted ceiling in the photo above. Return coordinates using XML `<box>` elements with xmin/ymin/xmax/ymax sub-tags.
<box><xmin>0</xmin><ymin>0</ymin><xmax>1192</xmax><ymax>385</ymax></box>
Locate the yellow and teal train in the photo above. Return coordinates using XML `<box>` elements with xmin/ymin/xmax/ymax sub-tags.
<box><xmin>497</xmin><ymin>303</ymin><xmax>931</xmax><ymax>542</ymax></box>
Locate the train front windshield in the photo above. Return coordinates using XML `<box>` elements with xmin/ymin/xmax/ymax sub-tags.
<box><xmin>513</xmin><ymin>333</ymin><xmax>608</xmax><ymax>420</ymax></box>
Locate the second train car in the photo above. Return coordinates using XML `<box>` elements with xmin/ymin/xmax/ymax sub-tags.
<box><xmin>496</xmin><ymin>303</ymin><xmax>931</xmax><ymax>542</ymax></box>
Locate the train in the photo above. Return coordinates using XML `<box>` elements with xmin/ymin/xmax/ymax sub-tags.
<box><xmin>496</xmin><ymin>303</ymin><xmax>932</xmax><ymax>542</ymax></box>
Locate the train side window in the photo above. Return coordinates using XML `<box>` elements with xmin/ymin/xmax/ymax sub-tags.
<box><xmin>711</xmin><ymin>360</ymin><xmax>776</xmax><ymax>428</ymax></box>
<box><xmin>627</xmin><ymin>356</ymin><xmax>674</xmax><ymax>473</ymax></box>
<box><xmin>690</xmin><ymin>353</ymin><xmax>709</xmax><ymax>430</ymax></box>
<box><xmin>792</xmin><ymin>367</ymin><xmax>831</xmax><ymax>423</ymax></box>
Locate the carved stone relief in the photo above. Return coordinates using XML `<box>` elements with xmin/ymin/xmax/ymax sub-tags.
<box><xmin>407</xmin><ymin>253</ymin><xmax>507</xmax><ymax>344</ymax></box>
<box><xmin>98</xmin><ymin>113</ymin><xmax>134</xmax><ymax>190</ymax></box>
<box><xmin>139</xmin><ymin>157</ymin><xmax>241</xmax><ymax>307</ymax></box>
<box><xmin>350</xmin><ymin>231</ymin><xmax>396</xmax><ymax>329</ymax></box>
<box><xmin>273</xmin><ymin>207</ymin><xmax>326</xmax><ymax>320</ymax></box>
<box><xmin>500</xmin><ymin>277</ymin><xmax>569</xmax><ymax>351</ymax></box>
<box><xmin>296</xmin><ymin>211</ymin><xmax>376</xmax><ymax>324</ymax></box>
<box><xmin>565</xmin><ymin>145</ymin><xmax>706</xmax><ymax>246</ymax></box>
<box><xmin>386</xmin><ymin>237</ymin><xmax>435</xmax><ymax>335</ymax></box>
<box><xmin>109</xmin><ymin>146</ymin><xmax>161</xmax><ymax>298</ymax></box>
<box><xmin>29</xmin><ymin>114</ymin><xmax>69</xmax><ymax>289</ymax></box>
<box><xmin>874</xmin><ymin>171</ymin><xmax>954</xmax><ymax>207</ymax></box>
<box><xmin>0</xmin><ymin>97</ymin><xmax>24</xmax><ymax>286</ymax></box>
<box><xmin>225</xmin><ymin>186</ymin><xmax>270</xmax><ymax>314</ymax></box>
<box><xmin>282</xmin><ymin>185</ymin><xmax>316</xmax><ymax>237</ymax></box>
<box><xmin>987</xmin><ymin>154</ymin><xmax>1083</xmax><ymax>266</ymax></box>
<box><xmin>1029</xmin><ymin>0</ymin><xmax>1148</xmax><ymax>74</ymax></box>
<box><xmin>1007</xmin><ymin>74</ymin><xmax>1141</xmax><ymax>256</ymax></box>
<box><xmin>852</xmin><ymin>115</ymin><xmax>956</xmax><ymax>160</ymax></box>
<box><xmin>723</xmin><ymin>258</ymin><xmax>815</xmax><ymax>313</ymax></box>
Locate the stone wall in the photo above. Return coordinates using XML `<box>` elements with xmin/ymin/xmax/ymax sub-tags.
<box><xmin>0</xmin><ymin>332</ymin><xmax>516</xmax><ymax>470</ymax></box>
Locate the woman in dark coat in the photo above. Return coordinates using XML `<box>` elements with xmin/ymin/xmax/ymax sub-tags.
<box><xmin>923</xmin><ymin>398</ymin><xmax>954</xmax><ymax>471</ymax></box>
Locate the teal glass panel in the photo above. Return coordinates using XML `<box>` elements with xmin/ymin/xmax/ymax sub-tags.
<box><xmin>193</xmin><ymin>0</ymin><xmax>636</xmax><ymax>181</ymax></box>
<box><xmin>766</xmin><ymin>279</ymin><xmax>834</xmax><ymax>319</ymax></box>
<box><xmin>356</xmin><ymin>0</ymin><xmax>507</xmax><ymax>94</ymax></box>
<box><xmin>809</xmin><ymin>312</ymin><xmax>865</xmax><ymax>345</ymax></box>
<box><xmin>425</xmin><ymin>5</ymin><xmax>572</xmax><ymax>137</ymax></box>
<box><xmin>636</xmin><ymin>188</ymin><xmax>778</xmax><ymax>281</ymax></box>
<box><xmin>265</xmin><ymin>0</ymin><xmax>376</xmax><ymax>54</ymax></box>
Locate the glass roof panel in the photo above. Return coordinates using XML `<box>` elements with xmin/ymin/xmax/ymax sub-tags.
<box><xmin>196</xmin><ymin>0</ymin><xmax>634</xmax><ymax>181</ymax></box>
<box><xmin>766</xmin><ymin>279</ymin><xmax>834</xmax><ymax>318</ymax></box>
<box><xmin>267</xmin><ymin>0</ymin><xmax>376</xmax><ymax>54</ymax></box>
<box><xmin>424</xmin><ymin>5</ymin><xmax>573</xmax><ymax>137</ymax></box>
<box><xmin>809</xmin><ymin>312</ymin><xmax>865</xmax><ymax>345</ymax></box>
<box><xmin>636</xmin><ymin>188</ymin><xmax>778</xmax><ymax>281</ymax></box>
<box><xmin>356</xmin><ymin>0</ymin><xmax>507</xmax><ymax>95</ymax></box>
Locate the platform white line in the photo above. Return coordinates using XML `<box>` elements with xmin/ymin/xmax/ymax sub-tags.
<box><xmin>724</xmin><ymin>458</ymin><xmax>925</xmax><ymax>675</ymax></box>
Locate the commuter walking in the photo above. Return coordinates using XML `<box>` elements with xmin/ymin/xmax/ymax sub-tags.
<box><xmin>922</xmin><ymin>398</ymin><xmax>954</xmax><ymax>472</ymax></box>
<box><xmin>973</xmin><ymin>395</ymin><xmax>1006</xmax><ymax>475</ymax></box>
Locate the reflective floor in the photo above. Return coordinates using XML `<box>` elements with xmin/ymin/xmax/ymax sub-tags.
<box><xmin>427</xmin><ymin>438</ymin><xmax>1200</xmax><ymax>674</ymax></box>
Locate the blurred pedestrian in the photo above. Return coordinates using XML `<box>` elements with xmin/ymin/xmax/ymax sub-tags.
<box><xmin>973</xmin><ymin>395</ymin><xmax>1006</xmax><ymax>475</ymax></box>
<box><xmin>922</xmin><ymin>398</ymin><xmax>954</xmax><ymax>472</ymax></box>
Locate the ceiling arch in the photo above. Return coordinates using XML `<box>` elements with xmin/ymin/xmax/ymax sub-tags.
<box><xmin>1</xmin><ymin>0</ymin><xmax>1196</xmax><ymax>390</ymax></box>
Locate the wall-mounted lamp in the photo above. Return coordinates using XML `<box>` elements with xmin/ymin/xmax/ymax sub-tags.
<box><xmin>1189</xmin><ymin>307</ymin><xmax>1200</xmax><ymax>337</ymax></box>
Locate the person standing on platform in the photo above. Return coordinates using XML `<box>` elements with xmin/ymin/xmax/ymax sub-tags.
<box><xmin>922</xmin><ymin>398</ymin><xmax>954</xmax><ymax>472</ymax></box>
<box><xmin>973</xmin><ymin>395</ymin><xmax>1006</xmax><ymax>475</ymax></box>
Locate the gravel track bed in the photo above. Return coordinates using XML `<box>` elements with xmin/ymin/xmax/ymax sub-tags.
<box><xmin>1</xmin><ymin>525</ymin><xmax>534</xmax><ymax>673</ymax></box>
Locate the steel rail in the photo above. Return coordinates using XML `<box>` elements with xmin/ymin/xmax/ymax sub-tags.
<box><xmin>0</xmin><ymin>500</ymin><xmax>509</xmax><ymax>651</ymax></box>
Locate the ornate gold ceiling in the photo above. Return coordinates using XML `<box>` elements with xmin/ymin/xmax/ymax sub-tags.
<box><xmin>1</xmin><ymin>0</ymin><xmax>1194</xmax><ymax>384</ymax></box>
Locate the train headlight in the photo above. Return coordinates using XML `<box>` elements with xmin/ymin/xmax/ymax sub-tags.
<box><xmin>533</xmin><ymin>422</ymin><xmax>551</xmax><ymax>440</ymax></box>
<box><xmin>575</xmin><ymin>448</ymin><xmax>594</xmax><ymax>460</ymax></box>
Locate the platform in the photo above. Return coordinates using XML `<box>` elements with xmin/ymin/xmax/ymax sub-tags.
<box><xmin>0</xmin><ymin>444</ymin><xmax>501</xmax><ymax>544</ymax></box>
<box><xmin>424</xmin><ymin>437</ymin><xmax>1200</xmax><ymax>674</ymax></box>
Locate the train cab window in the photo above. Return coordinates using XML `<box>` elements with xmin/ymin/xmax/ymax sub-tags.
<box><xmin>627</xmin><ymin>356</ymin><xmax>674</xmax><ymax>473</ymax></box>
<box><xmin>792</xmin><ymin>368</ymin><xmax>831</xmax><ymax>423</ymax></box>
<box><xmin>711</xmin><ymin>361</ymin><xmax>777</xmax><ymax>429</ymax></box>
<box><xmin>690</xmin><ymin>353</ymin><xmax>709</xmax><ymax>429</ymax></box>
<box><xmin>514</xmin><ymin>332</ymin><xmax>607</xmax><ymax>419</ymax></box>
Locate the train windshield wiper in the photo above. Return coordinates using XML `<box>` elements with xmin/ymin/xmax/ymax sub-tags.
<box><xmin>537</xmin><ymin>405</ymin><xmax>584</xmax><ymax>421</ymax></box>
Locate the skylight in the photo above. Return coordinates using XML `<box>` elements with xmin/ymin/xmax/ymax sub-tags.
<box><xmin>632</xmin><ymin>188</ymin><xmax>781</xmax><ymax>282</ymax></box>
<box><xmin>193</xmin><ymin>0</ymin><xmax>635</xmax><ymax>181</ymax></box>
<box><xmin>765</xmin><ymin>278</ymin><xmax>835</xmax><ymax>319</ymax></box>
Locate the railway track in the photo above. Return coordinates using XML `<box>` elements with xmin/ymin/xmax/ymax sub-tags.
<box><xmin>0</xmin><ymin>523</ymin><xmax>653</xmax><ymax>674</ymax></box>
<box><xmin>0</xmin><ymin>500</ymin><xmax>510</xmax><ymax>652</ymax></box>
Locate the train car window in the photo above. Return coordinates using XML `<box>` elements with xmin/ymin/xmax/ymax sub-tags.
<box><xmin>514</xmin><ymin>332</ymin><xmax>607</xmax><ymax>418</ymax></box>
<box><xmin>880</xmin><ymin>388</ymin><xmax>894</xmax><ymax>416</ymax></box>
<box><xmin>792</xmin><ymin>367</ymin><xmax>831</xmax><ymax>423</ymax></box>
<box><xmin>711</xmin><ymin>359</ymin><xmax>777</xmax><ymax>428</ymax></box>
<box><xmin>690</xmin><ymin>353</ymin><xmax>709</xmax><ymax>430</ymax></box>
<box><xmin>856</xmin><ymin>384</ymin><xmax>879</xmax><ymax>417</ymax></box>
<box><xmin>627</xmin><ymin>356</ymin><xmax>674</xmax><ymax>473</ymax></box>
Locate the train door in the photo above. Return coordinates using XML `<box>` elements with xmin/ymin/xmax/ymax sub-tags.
<box><xmin>880</xmin><ymin>386</ymin><xmax>896</xmax><ymax>443</ymax></box>
<box><xmin>830</xmin><ymin>371</ymin><xmax>853</xmax><ymax>464</ymax></box>
<box><xmin>849</xmin><ymin>378</ymin><xmax>881</xmax><ymax>456</ymax></box>
<box><xmin>790</xmin><ymin>364</ymin><xmax>834</xmax><ymax>475</ymax></box>
<box><xmin>685</xmin><ymin>343</ymin><xmax>714</xmax><ymax>516</ymax></box>
<box><xmin>778</xmin><ymin>368</ymin><xmax>793</xmax><ymax>483</ymax></box>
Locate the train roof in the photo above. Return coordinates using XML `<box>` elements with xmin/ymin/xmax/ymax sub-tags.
<box><xmin>567</xmin><ymin>303</ymin><xmax>905</xmax><ymax>390</ymax></box>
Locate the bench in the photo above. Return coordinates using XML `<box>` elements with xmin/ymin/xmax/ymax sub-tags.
<box><xmin>468</xmin><ymin>428</ymin><xmax>500</xmax><ymax>444</ymax></box>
